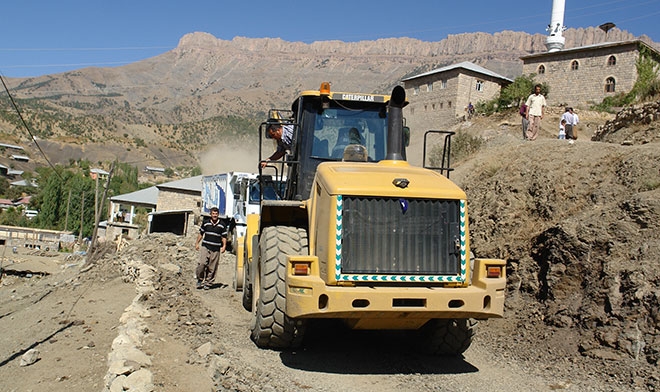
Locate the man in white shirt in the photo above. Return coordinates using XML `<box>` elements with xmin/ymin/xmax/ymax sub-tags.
<box><xmin>525</xmin><ymin>84</ymin><xmax>547</xmax><ymax>141</ymax></box>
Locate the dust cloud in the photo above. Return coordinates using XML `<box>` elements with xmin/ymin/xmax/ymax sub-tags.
<box><xmin>198</xmin><ymin>143</ymin><xmax>264</xmax><ymax>175</ymax></box>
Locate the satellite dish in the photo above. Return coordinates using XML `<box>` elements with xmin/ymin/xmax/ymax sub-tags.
<box><xmin>599</xmin><ymin>22</ymin><xmax>616</xmax><ymax>34</ymax></box>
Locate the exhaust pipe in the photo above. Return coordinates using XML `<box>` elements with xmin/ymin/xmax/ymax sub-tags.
<box><xmin>385</xmin><ymin>85</ymin><xmax>406</xmax><ymax>161</ymax></box>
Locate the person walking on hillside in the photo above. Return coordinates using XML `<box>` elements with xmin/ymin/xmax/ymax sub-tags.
<box><xmin>520</xmin><ymin>103</ymin><xmax>529</xmax><ymax>140</ymax></box>
<box><xmin>195</xmin><ymin>206</ymin><xmax>227</xmax><ymax>290</ymax></box>
<box><xmin>261</xmin><ymin>122</ymin><xmax>293</xmax><ymax>168</ymax></box>
<box><xmin>561</xmin><ymin>107</ymin><xmax>574</xmax><ymax>143</ymax></box>
<box><xmin>525</xmin><ymin>84</ymin><xmax>546</xmax><ymax>141</ymax></box>
<box><xmin>570</xmin><ymin>107</ymin><xmax>579</xmax><ymax>140</ymax></box>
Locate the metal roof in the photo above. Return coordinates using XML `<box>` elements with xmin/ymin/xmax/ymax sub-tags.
<box><xmin>0</xmin><ymin>143</ymin><xmax>23</xmax><ymax>150</ymax></box>
<box><xmin>10</xmin><ymin>180</ymin><xmax>37</xmax><ymax>187</ymax></box>
<box><xmin>110</xmin><ymin>175</ymin><xmax>203</xmax><ymax>208</ymax></box>
<box><xmin>520</xmin><ymin>40</ymin><xmax>660</xmax><ymax>60</ymax></box>
<box><xmin>90</xmin><ymin>168</ymin><xmax>110</xmax><ymax>176</ymax></box>
<box><xmin>145</xmin><ymin>166</ymin><xmax>165</xmax><ymax>172</ymax></box>
<box><xmin>156</xmin><ymin>175</ymin><xmax>203</xmax><ymax>193</ymax></box>
<box><xmin>401</xmin><ymin>61</ymin><xmax>513</xmax><ymax>83</ymax></box>
<box><xmin>110</xmin><ymin>186</ymin><xmax>159</xmax><ymax>207</ymax></box>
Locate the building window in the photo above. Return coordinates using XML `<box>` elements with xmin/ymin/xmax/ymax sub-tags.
<box><xmin>448</xmin><ymin>101</ymin><xmax>452</xmax><ymax>108</ymax></box>
<box><xmin>571</xmin><ymin>60</ymin><xmax>579</xmax><ymax>70</ymax></box>
<box><xmin>413</xmin><ymin>86</ymin><xmax>419</xmax><ymax>95</ymax></box>
<box><xmin>432</xmin><ymin>103</ymin><xmax>436</xmax><ymax>110</ymax></box>
<box><xmin>427</xmin><ymin>82</ymin><xmax>433</xmax><ymax>92</ymax></box>
<box><xmin>441</xmin><ymin>80</ymin><xmax>447</xmax><ymax>89</ymax></box>
<box><xmin>475</xmin><ymin>80</ymin><xmax>484</xmax><ymax>92</ymax></box>
<box><xmin>605</xmin><ymin>77</ymin><xmax>616</xmax><ymax>93</ymax></box>
<box><xmin>424</xmin><ymin>105</ymin><xmax>427</xmax><ymax>111</ymax></box>
<box><xmin>538</xmin><ymin>65</ymin><xmax>545</xmax><ymax>74</ymax></box>
<box><xmin>607</xmin><ymin>56</ymin><xmax>616</xmax><ymax>66</ymax></box>
<box><xmin>440</xmin><ymin>102</ymin><xmax>444</xmax><ymax>109</ymax></box>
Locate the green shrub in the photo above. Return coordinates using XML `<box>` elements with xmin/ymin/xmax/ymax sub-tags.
<box><xmin>428</xmin><ymin>132</ymin><xmax>484</xmax><ymax>166</ymax></box>
<box><xmin>476</xmin><ymin>75</ymin><xmax>549</xmax><ymax>115</ymax></box>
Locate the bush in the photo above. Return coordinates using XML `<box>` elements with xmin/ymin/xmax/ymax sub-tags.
<box><xmin>428</xmin><ymin>132</ymin><xmax>484</xmax><ymax>166</ymax></box>
<box><xmin>476</xmin><ymin>75</ymin><xmax>549</xmax><ymax>115</ymax></box>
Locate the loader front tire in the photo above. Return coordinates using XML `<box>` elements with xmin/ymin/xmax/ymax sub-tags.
<box><xmin>250</xmin><ymin>226</ymin><xmax>308</xmax><ymax>349</ymax></box>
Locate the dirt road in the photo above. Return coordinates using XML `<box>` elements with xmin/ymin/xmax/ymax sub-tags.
<box><xmin>0</xmin><ymin>232</ymin><xmax>642</xmax><ymax>391</ymax></box>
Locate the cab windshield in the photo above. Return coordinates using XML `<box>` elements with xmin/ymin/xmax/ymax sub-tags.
<box><xmin>310</xmin><ymin>105</ymin><xmax>388</xmax><ymax>162</ymax></box>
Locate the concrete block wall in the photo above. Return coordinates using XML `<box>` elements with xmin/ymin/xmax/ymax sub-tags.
<box><xmin>157</xmin><ymin>190</ymin><xmax>200</xmax><ymax>215</ymax></box>
<box><xmin>403</xmin><ymin>69</ymin><xmax>505</xmax><ymax>135</ymax></box>
<box><xmin>523</xmin><ymin>45</ymin><xmax>640</xmax><ymax>107</ymax></box>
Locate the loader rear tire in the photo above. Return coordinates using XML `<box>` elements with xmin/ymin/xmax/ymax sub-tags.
<box><xmin>250</xmin><ymin>226</ymin><xmax>308</xmax><ymax>349</ymax></box>
<box><xmin>417</xmin><ymin>318</ymin><xmax>477</xmax><ymax>356</ymax></box>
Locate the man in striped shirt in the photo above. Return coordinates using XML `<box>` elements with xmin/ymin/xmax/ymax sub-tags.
<box><xmin>194</xmin><ymin>206</ymin><xmax>227</xmax><ymax>289</ymax></box>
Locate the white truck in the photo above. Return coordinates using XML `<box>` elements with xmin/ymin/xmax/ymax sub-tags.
<box><xmin>201</xmin><ymin>172</ymin><xmax>258</xmax><ymax>249</ymax></box>
<box><xmin>201</xmin><ymin>172</ymin><xmax>286</xmax><ymax>252</ymax></box>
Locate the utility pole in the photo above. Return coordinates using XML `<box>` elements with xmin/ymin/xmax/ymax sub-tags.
<box><xmin>78</xmin><ymin>191</ymin><xmax>85</xmax><ymax>245</ymax></box>
<box><xmin>94</xmin><ymin>175</ymin><xmax>99</xmax><ymax>233</ymax></box>
<box><xmin>64</xmin><ymin>189</ymin><xmax>72</xmax><ymax>231</ymax></box>
<box><xmin>89</xmin><ymin>162</ymin><xmax>116</xmax><ymax>255</ymax></box>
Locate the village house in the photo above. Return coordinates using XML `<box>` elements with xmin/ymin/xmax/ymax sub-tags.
<box><xmin>151</xmin><ymin>175</ymin><xmax>202</xmax><ymax>235</ymax></box>
<box><xmin>401</xmin><ymin>61</ymin><xmax>512</xmax><ymax>134</ymax></box>
<box><xmin>105</xmin><ymin>175</ymin><xmax>202</xmax><ymax>239</ymax></box>
<box><xmin>521</xmin><ymin>40</ymin><xmax>660</xmax><ymax>107</ymax></box>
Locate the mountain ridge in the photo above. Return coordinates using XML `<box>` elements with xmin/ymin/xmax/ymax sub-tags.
<box><xmin>0</xmin><ymin>27</ymin><xmax>654</xmax><ymax>171</ymax></box>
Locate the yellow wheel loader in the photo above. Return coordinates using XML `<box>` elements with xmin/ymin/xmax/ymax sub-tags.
<box><xmin>238</xmin><ymin>83</ymin><xmax>505</xmax><ymax>355</ymax></box>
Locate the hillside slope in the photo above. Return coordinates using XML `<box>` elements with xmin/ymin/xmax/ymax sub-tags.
<box><xmin>451</xmin><ymin>102</ymin><xmax>660</xmax><ymax>389</ymax></box>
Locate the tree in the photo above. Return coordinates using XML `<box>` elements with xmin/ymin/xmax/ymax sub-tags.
<box><xmin>31</xmin><ymin>166</ymin><xmax>95</xmax><ymax>236</ymax></box>
<box><xmin>476</xmin><ymin>75</ymin><xmax>550</xmax><ymax>115</ymax></box>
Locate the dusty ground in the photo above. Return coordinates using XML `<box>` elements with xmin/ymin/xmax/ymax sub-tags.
<box><xmin>1</xmin><ymin>102</ymin><xmax>659</xmax><ymax>391</ymax></box>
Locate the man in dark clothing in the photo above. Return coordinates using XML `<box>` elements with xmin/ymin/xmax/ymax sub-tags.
<box><xmin>195</xmin><ymin>207</ymin><xmax>227</xmax><ymax>289</ymax></box>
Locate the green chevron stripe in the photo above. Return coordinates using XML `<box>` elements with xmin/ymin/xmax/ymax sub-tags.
<box><xmin>337</xmin><ymin>274</ymin><xmax>465</xmax><ymax>282</ymax></box>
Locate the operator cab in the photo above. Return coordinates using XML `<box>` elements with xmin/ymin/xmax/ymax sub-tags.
<box><xmin>258</xmin><ymin>83</ymin><xmax>409</xmax><ymax>201</ymax></box>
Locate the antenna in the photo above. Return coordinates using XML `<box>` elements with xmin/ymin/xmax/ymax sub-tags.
<box><xmin>599</xmin><ymin>22</ymin><xmax>616</xmax><ymax>41</ymax></box>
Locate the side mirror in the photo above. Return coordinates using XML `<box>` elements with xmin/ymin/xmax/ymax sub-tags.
<box><xmin>403</xmin><ymin>126</ymin><xmax>410</xmax><ymax>147</ymax></box>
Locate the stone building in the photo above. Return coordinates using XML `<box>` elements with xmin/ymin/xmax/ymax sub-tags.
<box><xmin>151</xmin><ymin>175</ymin><xmax>202</xmax><ymax>235</ymax></box>
<box><xmin>401</xmin><ymin>61</ymin><xmax>512</xmax><ymax>134</ymax></box>
<box><xmin>521</xmin><ymin>40</ymin><xmax>660</xmax><ymax>107</ymax></box>
<box><xmin>105</xmin><ymin>175</ymin><xmax>202</xmax><ymax>238</ymax></box>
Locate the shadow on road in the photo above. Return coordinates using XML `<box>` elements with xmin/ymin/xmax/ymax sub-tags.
<box><xmin>0</xmin><ymin>321</ymin><xmax>73</xmax><ymax>368</ymax></box>
<box><xmin>279</xmin><ymin>320</ymin><xmax>479</xmax><ymax>375</ymax></box>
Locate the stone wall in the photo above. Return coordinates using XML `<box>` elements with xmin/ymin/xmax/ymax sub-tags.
<box><xmin>157</xmin><ymin>189</ymin><xmax>201</xmax><ymax>229</ymax></box>
<box><xmin>522</xmin><ymin>43</ymin><xmax>641</xmax><ymax>107</ymax></box>
<box><xmin>157</xmin><ymin>190</ymin><xmax>200</xmax><ymax>213</ymax></box>
<box><xmin>592</xmin><ymin>100</ymin><xmax>660</xmax><ymax>143</ymax></box>
<box><xmin>404</xmin><ymin>69</ymin><xmax>505</xmax><ymax>134</ymax></box>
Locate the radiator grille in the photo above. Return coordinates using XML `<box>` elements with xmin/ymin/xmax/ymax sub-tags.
<box><xmin>339</xmin><ymin>196</ymin><xmax>462</xmax><ymax>277</ymax></box>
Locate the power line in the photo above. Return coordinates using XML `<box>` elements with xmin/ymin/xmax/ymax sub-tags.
<box><xmin>0</xmin><ymin>46</ymin><xmax>171</xmax><ymax>52</ymax></box>
<box><xmin>0</xmin><ymin>73</ymin><xmax>63</xmax><ymax>180</ymax></box>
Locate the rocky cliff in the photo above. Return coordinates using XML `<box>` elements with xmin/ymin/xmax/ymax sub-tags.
<box><xmin>0</xmin><ymin>27</ymin><xmax>653</xmax><ymax>169</ymax></box>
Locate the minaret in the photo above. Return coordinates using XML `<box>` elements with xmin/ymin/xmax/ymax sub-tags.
<box><xmin>546</xmin><ymin>0</ymin><xmax>566</xmax><ymax>52</ymax></box>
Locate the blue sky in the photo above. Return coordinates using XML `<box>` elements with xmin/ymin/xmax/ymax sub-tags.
<box><xmin>1</xmin><ymin>0</ymin><xmax>659</xmax><ymax>78</ymax></box>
